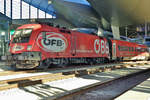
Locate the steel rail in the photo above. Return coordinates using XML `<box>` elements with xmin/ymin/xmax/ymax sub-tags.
<box><xmin>0</xmin><ymin>61</ymin><xmax>149</xmax><ymax>91</ymax></box>
<box><xmin>0</xmin><ymin>63</ymin><xmax>127</xmax><ymax>91</ymax></box>
<box><xmin>52</xmin><ymin>68</ymin><xmax>150</xmax><ymax>100</ymax></box>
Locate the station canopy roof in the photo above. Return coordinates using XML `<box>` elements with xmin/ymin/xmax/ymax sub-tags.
<box><xmin>63</xmin><ymin>0</ymin><xmax>90</xmax><ymax>5</ymax></box>
<box><xmin>23</xmin><ymin>0</ymin><xmax>55</xmax><ymax>16</ymax></box>
<box><xmin>23</xmin><ymin>0</ymin><xmax>89</xmax><ymax>17</ymax></box>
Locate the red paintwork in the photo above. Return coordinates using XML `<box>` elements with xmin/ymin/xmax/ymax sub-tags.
<box><xmin>9</xmin><ymin>24</ymin><xmax>148</xmax><ymax>61</ymax></box>
<box><xmin>111</xmin><ymin>39</ymin><xmax>148</xmax><ymax>58</ymax></box>
<box><xmin>9</xmin><ymin>24</ymin><xmax>109</xmax><ymax>60</ymax></box>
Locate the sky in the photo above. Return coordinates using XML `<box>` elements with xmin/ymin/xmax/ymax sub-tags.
<box><xmin>64</xmin><ymin>0</ymin><xmax>90</xmax><ymax>5</ymax></box>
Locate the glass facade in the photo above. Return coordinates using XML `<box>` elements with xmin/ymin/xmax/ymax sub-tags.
<box><xmin>0</xmin><ymin>0</ymin><xmax>55</xmax><ymax>56</ymax></box>
<box><xmin>0</xmin><ymin>0</ymin><xmax>54</xmax><ymax>19</ymax></box>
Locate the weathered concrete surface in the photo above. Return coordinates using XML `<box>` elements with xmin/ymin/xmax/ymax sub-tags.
<box><xmin>115</xmin><ymin>78</ymin><xmax>150</xmax><ymax>100</ymax></box>
<box><xmin>0</xmin><ymin>65</ymin><xmax>149</xmax><ymax>100</ymax></box>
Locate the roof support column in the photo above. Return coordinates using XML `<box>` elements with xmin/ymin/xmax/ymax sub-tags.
<box><xmin>29</xmin><ymin>2</ymin><xmax>31</xmax><ymax>19</ymax></box>
<box><xmin>20</xmin><ymin>0</ymin><xmax>22</xmax><ymax>19</ymax></box>
<box><xmin>111</xmin><ymin>25</ymin><xmax>120</xmax><ymax>40</ymax></box>
<box><xmin>45</xmin><ymin>12</ymin><xmax>46</xmax><ymax>18</ymax></box>
<box><xmin>97</xmin><ymin>27</ymin><xmax>104</xmax><ymax>36</ymax></box>
<box><xmin>37</xmin><ymin>8</ymin><xmax>39</xmax><ymax>19</ymax></box>
<box><xmin>4</xmin><ymin>0</ymin><xmax>6</xmax><ymax>15</ymax></box>
<box><xmin>97</xmin><ymin>24</ymin><xmax>104</xmax><ymax>36</ymax></box>
<box><xmin>10</xmin><ymin>0</ymin><xmax>13</xmax><ymax>19</ymax></box>
<box><xmin>125</xmin><ymin>26</ymin><xmax>128</xmax><ymax>38</ymax></box>
<box><xmin>145</xmin><ymin>22</ymin><xmax>148</xmax><ymax>37</ymax></box>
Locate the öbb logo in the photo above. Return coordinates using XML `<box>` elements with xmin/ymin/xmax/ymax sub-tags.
<box><xmin>94</xmin><ymin>39</ymin><xmax>109</xmax><ymax>54</ymax></box>
<box><xmin>37</xmin><ymin>32</ymin><xmax>68</xmax><ymax>52</ymax></box>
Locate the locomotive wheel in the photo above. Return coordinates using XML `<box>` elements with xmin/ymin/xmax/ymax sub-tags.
<box><xmin>145</xmin><ymin>57</ymin><xmax>149</xmax><ymax>61</ymax></box>
<box><xmin>37</xmin><ymin>60</ymin><xmax>49</xmax><ymax>70</ymax></box>
<box><xmin>55</xmin><ymin>58</ymin><xmax>68</xmax><ymax>68</ymax></box>
<box><xmin>10</xmin><ymin>64</ymin><xmax>17</xmax><ymax>70</ymax></box>
<box><xmin>86</xmin><ymin>58</ymin><xmax>94</xmax><ymax>65</ymax></box>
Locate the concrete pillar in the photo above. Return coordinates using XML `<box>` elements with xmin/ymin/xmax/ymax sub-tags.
<box><xmin>111</xmin><ymin>25</ymin><xmax>120</xmax><ymax>39</ymax></box>
<box><xmin>97</xmin><ymin>27</ymin><xmax>104</xmax><ymax>36</ymax></box>
<box><xmin>0</xmin><ymin>20</ymin><xmax>10</xmax><ymax>55</ymax></box>
<box><xmin>145</xmin><ymin>22</ymin><xmax>147</xmax><ymax>37</ymax></box>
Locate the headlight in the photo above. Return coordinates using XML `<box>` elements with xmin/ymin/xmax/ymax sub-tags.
<box><xmin>27</xmin><ymin>45</ymin><xmax>32</xmax><ymax>50</ymax></box>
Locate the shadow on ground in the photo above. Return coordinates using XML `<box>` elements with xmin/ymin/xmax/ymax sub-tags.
<box><xmin>19</xmin><ymin>83</ymin><xmax>68</xmax><ymax>99</ymax></box>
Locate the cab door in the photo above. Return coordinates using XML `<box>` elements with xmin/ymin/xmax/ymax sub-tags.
<box><xmin>112</xmin><ymin>42</ymin><xmax>117</xmax><ymax>59</ymax></box>
<box><xmin>71</xmin><ymin>32</ymin><xmax>76</xmax><ymax>56</ymax></box>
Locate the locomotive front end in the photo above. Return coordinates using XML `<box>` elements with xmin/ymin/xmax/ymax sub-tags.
<box><xmin>2</xmin><ymin>24</ymin><xmax>42</xmax><ymax>69</ymax></box>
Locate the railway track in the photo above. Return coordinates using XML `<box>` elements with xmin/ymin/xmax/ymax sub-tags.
<box><xmin>0</xmin><ymin>60</ymin><xmax>149</xmax><ymax>76</ymax></box>
<box><xmin>0</xmin><ymin>61</ymin><xmax>149</xmax><ymax>91</ymax></box>
<box><xmin>0</xmin><ymin>63</ymin><xmax>122</xmax><ymax>91</ymax></box>
<box><xmin>53</xmin><ymin>67</ymin><xmax>150</xmax><ymax>100</ymax></box>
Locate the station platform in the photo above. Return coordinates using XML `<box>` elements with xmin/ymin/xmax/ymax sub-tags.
<box><xmin>115</xmin><ymin>78</ymin><xmax>150</xmax><ymax>100</ymax></box>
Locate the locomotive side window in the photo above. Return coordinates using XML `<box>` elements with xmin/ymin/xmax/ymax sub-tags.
<box><xmin>22</xmin><ymin>29</ymin><xmax>32</xmax><ymax>37</ymax></box>
<box><xmin>136</xmin><ymin>48</ymin><xmax>141</xmax><ymax>52</ymax></box>
<box><xmin>135</xmin><ymin>48</ymin><xmax>137</xmax><ymax>52</ymax></box>
<box><xmin>59</xmin><ymin>29</ymin><xmax>71</xmax><ymax>34</ymax></box>
<box><xmin>140</xmin><ymin>48</ymin><xmax>147</xmax><ymax>52</ymax></box>
<box><xmin>59</xmin><ymin>29</ymin><xmax>66</xmax><ymax>33</ymax></box>
<box><xmin>120</xmin><ymin>46</ymin><xmax>140</xmax><ymax>52</ymax></box>
<box><xmin>119</xmin><ymin>45</ymin><xmax>129</xmax><ymax>51</ymax></box>
<box><xmin>14</xmin><ymin>30</ymin><xmax>22</xmax><ymax>37</ymax></box>
<box><xmin>118</xmin><ymin>45</ymin><xmax>136</xmax><ymax>52</ymax></box>
<box><xmin>118</xmin><ymin>45</ymin><xmax>120</xmax><ymax>51</ymax></box>
<box><xmin>132</xmin><ymin>47</ymin><xmax>134</xmax><ymax>51</ymax></box>
<box><xmin>12</xmin><ymin>28</ymin><xmax>32</xmax><ymax>43</ymax></box>
<box><xmin>128</xmin><ymin>47</ymin><xmax>131</xmax><ymax>52</ymax></box>
<box><xmin>141</xmin><ymin>48</ymin><xmax>144</xmax><ymax>52</ymax></box>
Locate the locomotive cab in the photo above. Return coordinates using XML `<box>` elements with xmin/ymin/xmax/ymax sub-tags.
<box><xmin>3</xmin><ymin>24</ymin><xmax>43</xmax><ymax>69</ymax></box>
<box><xmin>12</xmin><ymin>28</ymin><xmax>32</xmax><ymax>44</ymax></box>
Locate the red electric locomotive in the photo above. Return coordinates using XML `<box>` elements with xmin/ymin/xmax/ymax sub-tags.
<box><xmin>3</xmin><ymin>24</ymin><xmax>149</xmax><ymax>69</ymax></box>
